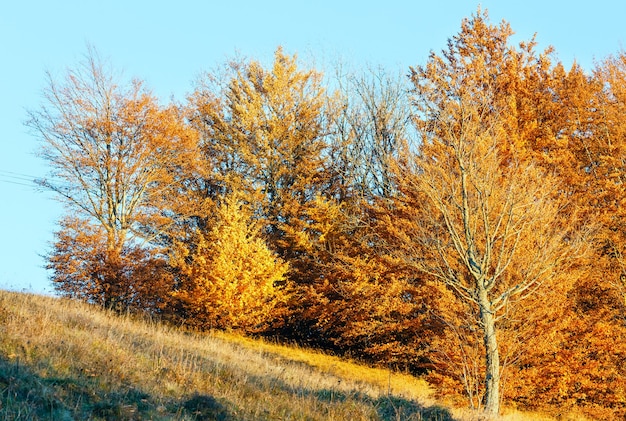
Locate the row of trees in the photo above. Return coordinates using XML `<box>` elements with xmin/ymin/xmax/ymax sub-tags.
<box><xmin>28</xmin><ymin>11</ymin><xmax>626</xmax><ymax>418</ymax></box>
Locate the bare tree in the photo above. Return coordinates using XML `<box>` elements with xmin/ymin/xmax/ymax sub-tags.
<box><xmin>330</xmin><ymin>65</ymin><xmax>412</xmax><ymax>199</ymax></box>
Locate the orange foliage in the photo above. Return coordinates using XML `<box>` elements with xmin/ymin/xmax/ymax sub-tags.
<box><xmin>33</xmin><ymin>15</ymin><xmax>626</xmax><ymax>418</ymax></box>
<box><xmin>402</xmin><ymin>10</ymin><xmax>592</xmax><ymax>415</ymax></box>
<box><xmin>284</xmin><ymin>194</ymin><xmax>443</xmax><ymax>369</ymax></box>
<box><xmin>187</xmin><ymin>48</ymin><xmax>335</xmax><ymax>291</ymax></box>
<box><xmin>31</xmin><ymin>50</ymin><xmax>196</xmax><ymax>313</ymax></box>
<box><xmin>47</xmin><ymin>217</ymin><xmax>173</xmax><ymax>312</ymax></box>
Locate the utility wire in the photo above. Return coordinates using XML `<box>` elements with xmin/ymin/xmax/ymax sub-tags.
<box><xmin>0</xmin><ymin>179</ymin><xmax>36</xmax><ymax>188</ymax></box>
<box><xmin>0</xmin><ymin>174</ymin><xmax>36</xmax><ymax>182</ymax></box>
<box><xmin>0</xmin><ymin>169</ymin><xmax>40</xmax><ymax>189</ymax></box>
<box><xmin>0</xmin><ymin>170</ymin><xmax>41</xmax><ymax>179</ymax></box>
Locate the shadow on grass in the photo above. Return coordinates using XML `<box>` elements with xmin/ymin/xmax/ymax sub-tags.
<box><xmin>0</xmin><ymin>355</ymin><xmax>231</xmax><ymax>420</ymax></box>
<box><xmin>313</xmin><ymin>388</ymin><xmax>455</xmax><ymax>420</ymax></box>
<box><xmin>246</xmin><ymin>371</ymin><xmax>456</xmax><ymax>421</ymax></box>
<box><xmin>0</xmin><ymin>355</ymin><xmax>73</xmax><ymax>420</ymax></box>
<box><xmin>374</xmin><ymin>394</ymin><xmax>455</xmax><ymax>421</ymax></box>
<box><xmin>183</xmin><ymin>393</ymin><xmax>231</xmax><ymax>421</ymax></box>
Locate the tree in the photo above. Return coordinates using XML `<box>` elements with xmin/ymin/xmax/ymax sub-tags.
<box><xmin>47</xmin><ymin>216</ymin><xmax>173</xmax><ymax>312</ymax></box>
<box><xmin>170</xmin><ymin>192</ymin><xmax>289</xmax><ymax>331</ymax></box>
<box><xmin>527</xmin><ymin>53</ymin><xmax>626</xmax><ymax>417</ymax></box>
<box><xmin>287</xmin><ymin>68</ymin><xmax>438</xmax><ymax>364</ymax></box>
<box><xmin>188</xmin><ymin>48</ymin><xmax>331</xmax><ymax>279</ymax></box>
<box><xmin>586</xmin><ymin>52</ymin><xmax>626</xmax><ymax>308</ymax></box>
<box><xmin>385</xmin><ymin>93</ymin><xmax>586</xmax><ymax>415</ymax></box>
<box><xmin>379</xmin><ymin>10</ymin><xmax>591</xmax><ymax>416</ymax></box>
<box><xmin>28</xmin><ymin>49</ymin><xmax>195</xmax><ymax>306</ymax></box>
<box><xmin>330</xmin><ymin>66</ymin><xmax>412</xmax><ymax>199</ymax></box>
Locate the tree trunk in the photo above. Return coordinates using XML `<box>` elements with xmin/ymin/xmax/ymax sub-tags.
<box><xmin>478</xmin><ymin>287</ymin><xmax>500</xmax><ymax>417</ymax></box>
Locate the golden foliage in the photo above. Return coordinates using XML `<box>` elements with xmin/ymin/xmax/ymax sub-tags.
<box><xmin>29</xmin><ymin>49</ymin><xmax>197</xmax><ymax>253</ymax></box>
<box><xmin>171</xmin><ymin>192</ymin><xmax>289</xmax><ymax>332</ymax></box>
<box><xmin>399</xmin><ymin>9</ymin><xmax>592</xmax><ymax>416</ymax></box>
<box><xmin>189</xmin><ymin>48</ymin><xmax>330</xmax><ymax>235</ymax></box>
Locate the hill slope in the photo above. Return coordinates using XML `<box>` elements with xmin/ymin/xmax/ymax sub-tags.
<box><xmin>0</xmin><ymin>290</ymin><xmax>557</xmax><ymax>420</ymax></box>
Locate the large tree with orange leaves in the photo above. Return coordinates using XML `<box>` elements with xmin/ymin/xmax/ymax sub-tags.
<box><xmin>522</xmin><ymin>52</ymin><xmax>626</xmax><ymax>418</ymax></box>
<box><xmin>381</xmin><ymin>10</ymin><xmax>591</xmax><ymax>416</ymax></box>
<box><xmin>385</xmin><ymin>100</ymin><xmax>587</xmax><ymax>415</ymax></box>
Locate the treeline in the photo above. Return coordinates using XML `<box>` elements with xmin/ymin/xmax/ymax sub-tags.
<box><xmin>28</xmin><ymin>10</ymin><xmax>626</xmax><ymax>418</ymax></box>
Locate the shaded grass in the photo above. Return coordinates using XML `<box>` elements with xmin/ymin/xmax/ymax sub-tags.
<box><xmin>0</xmin><ymin>290</ymin><xmax>573</xmax><ymax>420</ymax></box>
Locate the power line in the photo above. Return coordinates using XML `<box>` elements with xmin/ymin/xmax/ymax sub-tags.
<box><xmin>0</xmin><ymin>174</ymin><xmax>35</xmax><ymax>183</ymax></box>
<box><xmin>0</xmin><ymin>179</ymin><xmax>36</xmax><ymax>188</ymax></box>
<box><xmin>0</xmin><ymin>170</ymin><xmax>41</xmax><ymax>180</ymax></box>
<box><xmin>0</xmin><ymin>169</ymin><xmax>40</xmax><ymax>189</ymax></box>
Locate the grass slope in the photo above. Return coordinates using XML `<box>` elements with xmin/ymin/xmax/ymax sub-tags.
<box><xmin>0</xmin><ymin>290</ymin><xmax>560</xmax><ymax>420</ymax></box>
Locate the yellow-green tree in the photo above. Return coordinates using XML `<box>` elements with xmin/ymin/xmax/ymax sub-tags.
<box><xmin>171</xmin><ymin>192</ymin><xmax>289</xmax><ymax>331</ymax></box>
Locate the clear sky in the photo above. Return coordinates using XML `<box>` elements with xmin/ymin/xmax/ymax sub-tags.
<box><xmin>1</xmin><ymin>0</ymin><xmax>625</xmax><ymax>294</ymax></box>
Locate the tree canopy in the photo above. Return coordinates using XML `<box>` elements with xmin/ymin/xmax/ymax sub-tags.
<box><xmin>31</xmin><ymin>11</ymin><xmax>626</xmax><ymax>419</ymax></box>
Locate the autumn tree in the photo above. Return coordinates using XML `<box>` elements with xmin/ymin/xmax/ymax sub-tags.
<box><xmin>170</xmin><ymin>192</ymin><xmax>289</xmax><ymax>332</ymax></box>
<box><xmin>285</xmin><ymin>68</ymin><xmax>442</xmax><ymax>363</ymax></box>
<box><xmin>28</xmin><ymin>49</ymin><xmax>196</xmax><ymax>308</ymax></box>
<box><xmin>586</xmin><ymin>52</ymin><xmax>626</xmax><ymax>307</ymax></box>
<box><xmin>48</xmin><ymin>216</ymin><xmax>173</xmax><ymax>312</ymax></box>
<box><xmin>520</xmin><ymin>53</ymin><xmax>626</xmax><ymax>418</ymax></box>
<box><xmin>378</xmin><ymin>10</ymin><xmax>590</xmax><ymax>416</ymax></box>
<box><xmin>188</xmin><ymin>48</ymin><xmax>336</xmax><ymax>286</ymax></box>
<box><xmin>387</xmin><ymin>93</ymin><xmax>586</xmax><ymax>415</ymax></box>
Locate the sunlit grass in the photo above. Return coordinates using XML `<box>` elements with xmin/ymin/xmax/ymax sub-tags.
<box><xmin>0</xmin><ymin>290</ymin><xmax>584</xmax><ymax>420</ymax></box>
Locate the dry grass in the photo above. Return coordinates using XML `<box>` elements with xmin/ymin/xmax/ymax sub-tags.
<box><xmin>0</xmin><ymin>290</ymin><xmax>580</xmax><ymax>420</ymax></box>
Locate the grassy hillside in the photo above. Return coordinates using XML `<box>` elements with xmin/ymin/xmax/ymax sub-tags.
<box><xmin>0</xmin><ymin>290</ymin><xmax>565</xmax><ymax>420</ymax></box>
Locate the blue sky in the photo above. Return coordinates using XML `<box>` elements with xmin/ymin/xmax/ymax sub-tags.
<box><xmin>1</xmin><ymin>1</ymin><xmax>625</xmax><ymax>294</ymax></box>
